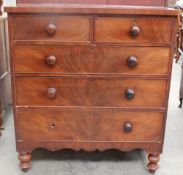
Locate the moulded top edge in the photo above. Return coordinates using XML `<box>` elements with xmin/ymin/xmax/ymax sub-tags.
<box><xmin>4</xmin><ymin>4</ymin><xmax>179</xmax><ymax>16</ymax></box>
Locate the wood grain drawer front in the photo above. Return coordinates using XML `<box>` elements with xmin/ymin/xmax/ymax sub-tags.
<box><xmin>15</xmin><ymin>77</ymin><xmax>167</xmax><ymax>108</ymax></box>
<box><xmin>16</xmin><ymin>108</ymin><xmax>164</xmax><ymax>142</ymax></box>
<box><xmin>95</xmin><ymin>17</ymin><xmax>173</xmax><ymax>45</ymax></box>
<box><xmin>13</xmin><ymin>45</ymin><xmax>170</xmax><ymax>75</ymax></box>
<box><xmin>12</xmin><ymin>16</ymin><xmax>90</xmax><ymax>42</ymax></box>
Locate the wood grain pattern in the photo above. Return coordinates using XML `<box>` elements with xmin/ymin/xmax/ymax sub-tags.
<box><xmin>11</xmin><ymin>15</ymin><xmax>90</xmax><ymax>42</ymax></box>
<box><xmin>95</xmin><ymin>17</ymin><xmax>173</xmax><ymax>44</ymax></box>
<box><xmin>13</xmin><ymin>45</ymin><xmax>171</xmax><ymax>75</ymax></box>
<box><xmin>16</xmin><ymin>0</ymin><xmax>166</xmax><ymax>6</ymax></box>
<box><xmin>14</xmin><ymin>77</ymin><xmax>167</xmax><ymax>108</ymax></box>
<box><xmin>5</xmin><ymin>4</ymin><xmax>178</xmax><ymax>173</ymax></box>
<box><xmin>16</xmin><ymin>108</ymin><xmax>164</xmax><ymax>142</ymax></box>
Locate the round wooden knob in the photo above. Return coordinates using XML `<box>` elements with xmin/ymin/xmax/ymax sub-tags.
<box><xmin>125</xmin><ymin>89</ymin><xmax>135</xmax><ymax>99</ymax></box>
<box><xmin>47</xmin><ymin>88</ymin><xmax>56</xmax><ymax>99</ymax></box>
<box><xmin>127</xmin><ymin>56</ymin><xmax>138</xmax><ymax>67</ymax></box>
<box><xmin>123</xmin><ymin>122</ymin><xmax>133</xmax><ymax>133</ymax></box>
<box><xmin>46</xmin><ymin>55</ymin><xmax>57</xmax><ymax>66</ymax></box>
<box><xmin>46</xmin><ymin>23</ymin><xmax>56</xmax><ymax>36</ymax></box>
<box><xmin>130</xmin><ymin>26</ymin><xmax>140</xmax><ymax>37</ymax></box>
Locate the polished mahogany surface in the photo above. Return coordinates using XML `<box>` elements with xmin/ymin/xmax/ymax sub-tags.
<box><xmin>13</xmin><ymin>45</ymin><xmax>170</xmax><ymax>75</ymax></box>
<box><xmin>12</xmin><ymin>15</ymin><xmax>90</xmax><ymax>42</ymax></box>
<box><xmin>16</xmin><ymin>108</ymin><xmax>164</xmax><ymax>142</ymax></box>
<box><xmin>5</xmin><ymin>3</ymin><xmax>177</xmax><ymax>174</ymax></box>
<box><xmin>14</xmin><ymin>77</ymin><xmax>167</xmax><ymax>108</ymax></box>
<box><xmin>95</xmin><ymin>17</ymin><xmax>173</xmax><ymax>44</ymax></box>
<box><xmin>5</xmin><ymin>5</ymin><xmax>178</xmax><ymax>16</ymax></box>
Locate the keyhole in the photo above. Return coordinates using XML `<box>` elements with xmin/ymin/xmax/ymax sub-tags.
<box><xmin>51</xmin><ymin>123</ymin><xmax>55</xmax><ymax>128</ymax></box>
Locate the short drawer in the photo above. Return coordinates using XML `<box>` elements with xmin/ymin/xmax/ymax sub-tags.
<box><xmin>11</xmin><ymin>15</ymin><xmax>90</xmax><ymax>42</ymax></box>
<box><xmin>13</xmin><ymin>45</ymin><xmax>170</xmax><ymax>75</ymax></box>
<box><xmin>15</xmin><ymin>77</ymin><xmax>167</xmax><ymax>108</ymax></box>
<box><xmin>16</xmin><ymin>108</ymin><xmax>164</xmax><ymax>142</ymax></box>
<box><xmin>94</xmin><ymin>17</ymin><xmax>173</xmax><ymax>45</ymax></box>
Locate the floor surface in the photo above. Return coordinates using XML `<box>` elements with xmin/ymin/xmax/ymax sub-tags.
<box><xmin>0</xmin><ymin>62</ymin><xmax>183</xmax><ymax>175</ymax></box>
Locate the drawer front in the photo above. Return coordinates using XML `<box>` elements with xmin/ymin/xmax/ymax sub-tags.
<box><xmin>13</xmin><ymin>45</ymin><xmax>170</xmax><ymax>75</ymax></box>
<box><xmin>16</xmin><ymin>108</ymin><xmax>164</xmax><ymax>142</ymax></box>
<box><xmin>95</xmin><ymin>17</ymin><xmax>173</xmax><ymax>44</ymax></box>
<box><xmin>15</xmin><ymin>77</ymin><xmax>167</xmax><ymax>107</ymax></box>
<box><xmin>12</xmin><ymin>16</ymin><xmax>90</xmax><ymax>42</ymax></box>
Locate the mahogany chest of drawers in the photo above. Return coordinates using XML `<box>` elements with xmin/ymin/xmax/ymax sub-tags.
<box><xmin>5</xmin><ymin>3</ymin><xmax>177</xmax><ymax>174</ymax></box>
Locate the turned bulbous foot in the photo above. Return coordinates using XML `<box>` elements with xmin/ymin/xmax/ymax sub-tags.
<box><xmin>147</xmin><ymin>153</ymin><xmax>160</xmax><ymax>174</ymax></box>
<box><xmin>18</xmin><ymin>152</ymin><xmax>31</xmax><ymax>171</ymax></box>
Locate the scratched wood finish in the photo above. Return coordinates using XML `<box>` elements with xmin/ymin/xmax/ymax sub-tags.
<box><xmin>16</xmin><ymin>108</ymin><xmax>164</xmax><ymax>142</ymax></box>
<box><xmin>14</xmin><ymin>77</ymin><xmax>167</xmax><ymax>108</ymax></box>
<box><xmin>11</xmin><ymin>15</ymin><xmax>90</xmax><ymax>42</ymax></box>
<box><xmin>13</xmin><ymin>45</ymin><xmax>171</xmax><ymax>75</ymax></box>
<box><xmin>95</xmin><ymin>17</ymin><xmax>173</xmax><ymax>44</ymax></box>
<box><xmin>16</xmin><ymin>0</ymin><xmax>167</xmax><ymax>6</ymax></box>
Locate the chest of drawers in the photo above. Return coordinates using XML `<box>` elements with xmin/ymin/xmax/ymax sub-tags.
<box><xmin>5</xmin><ymin>4</ymin><xmax>177</xmax><ymax>174</ymax></box>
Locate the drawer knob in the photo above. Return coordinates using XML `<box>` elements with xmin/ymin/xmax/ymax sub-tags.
<box><xmin>47</xmin><ymin>88</ymin><xmax>57</xmax><ymax>99</ymax></box>
<box><xmin>125</xmin><ymin>88</ymin><xmax>135</xmax><ymax>99</ymax></box>
<box><xmin>46</xmin><ymin>23</ymin><xmax>56</xmax><ymax>36</ymax></box>
<box><xmin>130</xmin><ymin>26</ymin><xmax>140</xmax><ymax>37</ymax></box>
<box><xmin>46</xmin><ymin>55</ymin><xmax>57</xmax><ymax>66</ymax></box>
<box><xmin>123</xmin><ymin>122</ymin><xmax>133</xmax><ymax>133</ymax></box>
<box><xmin>127</xmin><ymin>56</ymin><xmax>138</xmax><ymax>67</ymax></box>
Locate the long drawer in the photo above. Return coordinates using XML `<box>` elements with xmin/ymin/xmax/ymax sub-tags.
<box><xmin>11</xmin><ymin>15</ymin><xmax>90</xmax><ymax>42</ymax></box>
<box><xmin>13</xmin><ymin>45</ymin><xmax>170</xmax><ymax>75</ymax></box>
<box><xmin>14</xmin><ymin>77</ymin><xmax>167</xmax><ymax>107</ymax></box>
<box><xmin>94</xmin><ymin>17</ymin><xmax>173</xmax><ymax>45</ymax></box>
<box><xmin>16</xmin><ymin>108</ymin><xmax>164</xmax><ymax>142</ymax></box>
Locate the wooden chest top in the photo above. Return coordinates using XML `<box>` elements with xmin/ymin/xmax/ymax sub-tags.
<box><xmin>5</xmin><ymin>4</ymin><xmax>178</xmax><ymax>16</ymax></box>
<box><xmin>16</xmin><ymin>0</ymin><xmax>168</xmax><ymax>7</ymax></box>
